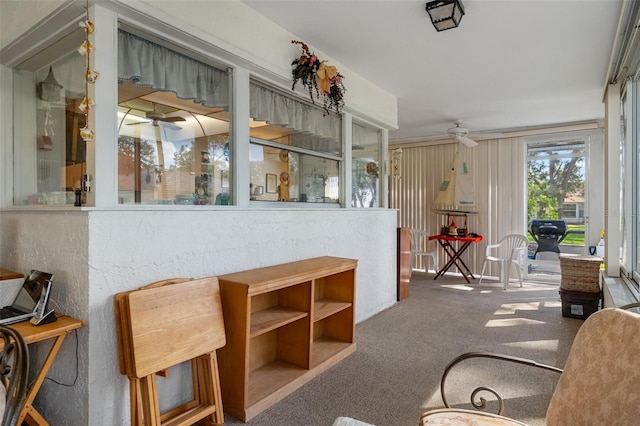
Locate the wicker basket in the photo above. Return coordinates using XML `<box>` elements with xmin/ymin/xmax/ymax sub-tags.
<box><xmin>559</xmin><ymin>255</ymin><xmax>602</xmax><ymax>293</ymax></box>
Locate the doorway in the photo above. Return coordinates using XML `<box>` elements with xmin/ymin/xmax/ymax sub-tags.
<box><xmin>525</xmin><ymin>135</ymin><xmax>588</xmax><ymax>281</ymax></box>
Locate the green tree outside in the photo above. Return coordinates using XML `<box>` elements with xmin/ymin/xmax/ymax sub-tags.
<box><xmin>527</xmin><ymin>143</ymin><xmax>585</xmax><ymax>245</ymax></box>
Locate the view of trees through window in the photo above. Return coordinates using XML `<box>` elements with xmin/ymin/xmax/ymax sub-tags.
<box><xmin>527</xmin><ymin>140</ymin><xmax>586</xmax><ymax>247</ymax></box>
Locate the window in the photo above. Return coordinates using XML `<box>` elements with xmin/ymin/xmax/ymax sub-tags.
<box><xmin>248</xmin><ymin>81</ymin><xmax>342</xmax><ymax>204</ymax></box>
<box><xmin>620</xmin><ymin>79</ymin><xmax>640</xmax><ymax>288</ymax></box>
<box><xmin>352</xmin><ymin>123</ymin><xmax>382</xmax><ymax>208</ymax></box>
<box><xmin>12</xmin><ymin>26</ymin><xmax>88</xmax><ymax>206</ymax></box>
<box><xmin>527</xmin><ymin>139</ymin><xmax>586</xmax><ymax>227</ymax></box>
<box><xmin>117</xmin><ymin>30</ymin><xmax>231</xmax><ymax>205</ymax></box>
<box><xmin>636</xmin><ymin>85</ymin><xmax>640</xmax><ymax>286</ymax></box>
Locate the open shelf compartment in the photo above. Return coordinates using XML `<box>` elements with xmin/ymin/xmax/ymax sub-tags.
<box><xmin>312</xmin><ymin>308</ymin><xmax>354</xmax><ymax>367</ymax></box>
<box><xmin>312</xmin><ymin>270</ymin><xmax>355</xmax><ymax>322</ymax></box>
<box><xmin>250</xmin><ymin>281</ymin><xmax>311</xmax><ymax>338</ymax></box>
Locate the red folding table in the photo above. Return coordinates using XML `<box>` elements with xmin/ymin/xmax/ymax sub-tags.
<box><xmin>429</xmin><ymin>234</ymin><xmax>483</xmax><ymax>283</ymax></box>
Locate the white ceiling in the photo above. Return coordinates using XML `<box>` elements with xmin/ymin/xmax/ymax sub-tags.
<box><xmin>242</xmin><ymin>0</ymin><xmax>622</xmax><ymax>142</ymax></box>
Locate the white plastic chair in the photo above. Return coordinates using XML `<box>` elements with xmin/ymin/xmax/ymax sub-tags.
<box><xmin>479</xmin><ymin>234</ymin><xmax>529</xmax><ymax>289</ymax></box>
<box><xmin>410</xmin><ymin>229</ymin><xmax>438</xmax><ymax>275</ymax></box>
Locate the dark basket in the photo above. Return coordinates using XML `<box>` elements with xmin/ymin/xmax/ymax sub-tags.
<box><xmin>559</xmin><ymin>289</ymin><xmax>601</xmax><ymax>320</ymax></box>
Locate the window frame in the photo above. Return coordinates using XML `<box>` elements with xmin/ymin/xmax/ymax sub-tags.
<box><xmin>247</xmin><ymin>78</ymin><xmax>345</xmax><ymax>207</ymax></box>
<box><xmin>351</xmin><ymin>120</ymin><xmax>383</xmax><ymax>208</ymax></box>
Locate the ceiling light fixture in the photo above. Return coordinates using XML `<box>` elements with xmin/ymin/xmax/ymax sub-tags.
<box><xmin>426</xmin><ymin>0</ymin><xmax>465</xmax><ymax>32</ymax></box>
<box><xmin>37</xmin><ymin>66</ymin><xmax>63</xmax><ymax>102</ymax></box>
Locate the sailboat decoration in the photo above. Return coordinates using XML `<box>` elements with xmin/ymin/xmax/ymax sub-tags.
<box><xmin>431</xmin><ymin>148</ymin><xmax>478</xmax><ymax>215</ymax></box>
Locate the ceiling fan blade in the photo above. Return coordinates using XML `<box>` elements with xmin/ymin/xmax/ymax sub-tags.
<box><xmin>468</xmin><ymin>132</ymin><xmax>504</xmax><ymax>139</ymax></box>
<box><xmin>158</xmin><ymin>121</ymin><xmax>182</xmax><ymax>131</ymax></box>
<box><xmin>458</xmin><ymin>135</ymin><xmax>479</xmax><ymax>147</ymax></box>
<box><xmin>126</xmin><ymin>120</ymin><xmax>151</xmax><ymax>126</ymax></box>
<box><xmin>160</xmin><ymin>116</ymin><xmax>186</xmax><ymax>123</ymax></box>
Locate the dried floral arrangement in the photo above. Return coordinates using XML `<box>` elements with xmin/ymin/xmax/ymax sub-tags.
<box><xmin>291</xmin><ymin>40</ymin><xmax>346</xmax><ymax>115</ymax></box>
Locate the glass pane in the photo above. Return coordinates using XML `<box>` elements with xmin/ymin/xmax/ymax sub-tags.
<box><xmin>250</xmin><ymin>143</ymin><xmax>339</xmax><ymax>204</ymax></box>
<box><xmin>117</xmin><ymin>99</ymin><xmax>230</xmax><ymax>205</ymax></box>
<box><xmin>352</xmin><ymin>123</ymin><xmax>381</xmax><ymax>208</ymax></box>
<box><xmin>117</xmin><ymin>33</ymin><xmax>231</xmax><ymax>206</ymax></box>
<box><xmin>12</xmin><ymin>27</ymin><xmax>88</xmax><ymax>206</ymax></box>
<box><xmin>635</xmin><ymin>81</ymin><xmax>640</xmax><ymax>281</ymax></box>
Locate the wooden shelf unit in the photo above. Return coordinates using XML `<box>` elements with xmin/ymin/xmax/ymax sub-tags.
<box><xmin>217</xmin><ymin>256</ymin><xmax>358</xmax><ymax>422</ymax></box>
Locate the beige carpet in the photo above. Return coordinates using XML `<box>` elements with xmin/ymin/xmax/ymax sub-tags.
<box><xmin>223</xmin><ymin>272</ymin><xmax>583</xmax><ymax>426</ymax></box>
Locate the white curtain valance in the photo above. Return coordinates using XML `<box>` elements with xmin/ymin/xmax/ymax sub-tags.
<box><xmin>250</xmin><ymin>82</ymin><xmax>341</xmax><ymax>154</ymax></box>
<box><xmin>118</xmin><ymin>31</ymin><xmax>229</xmax><ymax>109</ymax></box>
<box><xmin>35</xmin><ymin>53</ymin><xmax>85</xmax><ymax>98</ymax></box>
<box><xmin>353</xmin><ymin>122</ymin><xmax>380</xmax><ymax>147</ymax></box>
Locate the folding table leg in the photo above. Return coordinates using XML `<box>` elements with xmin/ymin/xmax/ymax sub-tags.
<box><xmin>195</xmin><ymin>353</ymin><xmax>224</xmax><ymax>425</ymax></box>
<box><xmin>139</xmin><ymin>375</ymin><xmax>161</xmax><ymax>426</ymax></box>
<box><xmin>129</xmin><ymin>378</ymin><xmax>143</xmax><ymax>426</ymax></box>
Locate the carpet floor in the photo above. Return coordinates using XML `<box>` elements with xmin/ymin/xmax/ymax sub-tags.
<box><xmin>223</xmin><ymin>272</ymin><xmax>583</xmax><ymax>426</ymax></box>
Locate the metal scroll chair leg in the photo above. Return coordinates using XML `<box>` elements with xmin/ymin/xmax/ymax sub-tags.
<box><xmin>1</xmin><ymin>326</ymin><xmax>29</xmax><ymax>426</ymax></box>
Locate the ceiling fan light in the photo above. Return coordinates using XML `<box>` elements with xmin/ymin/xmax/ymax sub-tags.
<box><xmin>426</xmin><ymin>0</ymin><xmax>465</xmax><ymax>32</ymax></box>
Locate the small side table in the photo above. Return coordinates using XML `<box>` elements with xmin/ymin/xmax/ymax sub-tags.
<box><xmin>7</xmin><ymin>315</ymin><xmax>83</xmax><ymax>425</ymax></box>
<box><xmin>429</xmin><ymin>234</ymin><xmax>483</xmax><ymax>283</ymax></box>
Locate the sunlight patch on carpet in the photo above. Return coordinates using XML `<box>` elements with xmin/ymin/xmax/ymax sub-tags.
<box><xmin>440</xmin><ymin>284</ymin><xmax>475</xmax><ymax>291</ymax></box>
<box><xmin>500</xmin><ymin>339</ymin><xmax>559</xmax><ymax>351</ymax></box>
<box><xmin>421</xmin><ymin>388</ymin><xmax>444</xmax><ymax>409</ymax></box>
<box><xmin>485</xmin><ymin>318</ymin><xmax>546</xmax><ymax>327</ymax></box>
<box><xmin>495</xmin><ymin>302</ymin><xmax>541</xmax><ymax>315</ymax></box>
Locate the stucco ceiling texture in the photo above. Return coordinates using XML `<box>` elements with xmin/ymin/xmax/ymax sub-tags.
<box><xmin>243</xmin><ymin>0</ymin><xmax>622</xmax><ymax>142</ymax></box>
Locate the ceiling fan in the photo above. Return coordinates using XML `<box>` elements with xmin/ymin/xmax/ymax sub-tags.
<box><xmin>445</xmin><ymin>121</ymin><xmax>478</xmax><ymax>147</ymax></box>
<box><xmin>127</xmin><ymin>102</ymin><xmax>186</xmax><ymax>128</ymax></box>
<box><xmin>425</xmin><ymin>121</ymin><xmax>503</xmax><ymax>147</ymax></box>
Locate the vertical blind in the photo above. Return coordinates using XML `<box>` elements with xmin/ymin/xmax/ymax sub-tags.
<box><xmin>390</xmin><ymin>138</ymin><xmax>526</xmax><ymax>274</ymax></box>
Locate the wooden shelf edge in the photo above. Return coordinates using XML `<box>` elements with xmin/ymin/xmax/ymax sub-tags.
<box><xmin>313</xmin><ymin>298</ymin><xmax>351</xmax><ymax>322</ymax></box>
<box><xmin>312</xmin><ymin>339</ymin><xmax>355</xmax><ymax>368</ymax></box>
<box><xmin>217</xmin><ymin>257</ymin><xmax>357</xmax><ymax>296</ymax></box>
<box><xmin>242</xmin><ymin>343</ymin><xmax>356</xmax><ymax>422</ymax></box>
<box><xmin>250</xmin><ymin>307</ymin><xmax>308</xmax><ymax>339</ymax></box>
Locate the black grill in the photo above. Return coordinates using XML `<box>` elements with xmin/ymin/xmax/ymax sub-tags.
<box><xmin>530</xmin><ymin>219</ymin><xmax>568</xmax><ymax>256</ymax></box>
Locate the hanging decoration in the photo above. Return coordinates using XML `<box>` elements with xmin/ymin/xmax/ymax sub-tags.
<box><xmin>36</xmin><ymin>66</ymin><xmax>63</xmax><ymax>102</ymax></box>
<box><xmin>291</xmin><ymin>40</ymin><xmax>346</xmax><ymax>116</ymax></box>
<box><xmin>78</xmin><ymin>0</ymin><xmax>97</xmax><ymax>143</ymax></box>
<box><xmin>391</xmin><ymin>147</ymin><xmax>403</xmax><ymax>179</ymax></box>
<box><xmin>431</xmin><ymin>148</ymin><xmax>478</xmax><ymax>215</ymax></box>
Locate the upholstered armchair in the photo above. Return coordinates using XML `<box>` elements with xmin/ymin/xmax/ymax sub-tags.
<box><xmin>420</xmin><ymin>308</ymin><xmax>640</xmax><ymax>425</ymax></box>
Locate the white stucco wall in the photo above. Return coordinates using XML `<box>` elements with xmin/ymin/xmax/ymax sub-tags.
<box><xmin>0</xmin><ymin>211</ymin><xmax>90</xmax><ymax>422</ymax></box>
<box><xmin>0</xmin><ymin>208</ymin><xmax>397</xmax><ymax>424</ymax></box>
